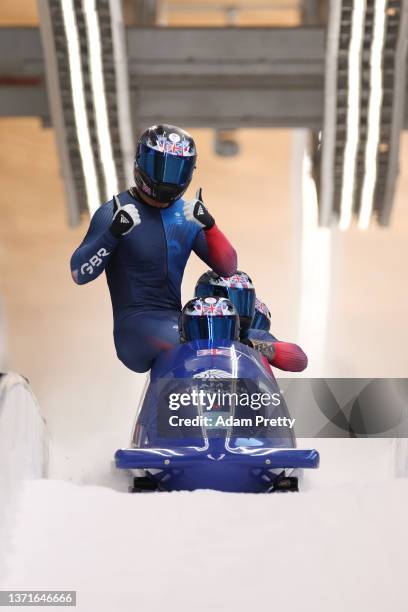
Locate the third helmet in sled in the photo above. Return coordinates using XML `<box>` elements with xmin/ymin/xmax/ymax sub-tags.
<box><xmin>195</xmin><ymin>271</ymin><xmax>256</xmax><ymax>337</ymax></box>
<box><xmin>252</xmin><ymin>298</ymin><xmax>271</xmax><ymax>331</ymax></box>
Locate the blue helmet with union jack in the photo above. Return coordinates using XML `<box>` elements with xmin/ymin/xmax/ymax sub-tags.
<box><xmin>195</xmin><ymin>271</ymin><xmax>256</xmax><ymax>336</ymax></box>
<box><xmin>134</xmin><ymin>124</ymin><xmax>197</xmax><ymax>204</ymax></box>
<box><xmin>252</xmin><ymin>298</ymin><xmax>271</xmax><ymax>331</ymax></box>
<box><xmin>179</xmin><ymin>296</ymin><xmax>240</xmax><ymax>342</ymax></box>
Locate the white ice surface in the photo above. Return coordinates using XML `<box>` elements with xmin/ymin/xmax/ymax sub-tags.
<box><xmin>1</xmin><ymin>375</ymin><xmax>408</xmax><ymax>611</ymax></box>
<box><xmin>3</xmin><ymin>478</ymin><xmax>408</xmax><ymax>612</ymax></box>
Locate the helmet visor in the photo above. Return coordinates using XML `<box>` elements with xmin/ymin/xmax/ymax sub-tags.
<box><xmin>183</xmin><ymin>316</ymin><xmax>237</xmax><ymax>342</ymax></box>
<box><xmin>137</xmin><ymin>144</ymin><xmax>196</xmax><ymax>186</ymax></box>
<box><xmin>252</xmin><ymin>311</ymin><xmax>271</xmax><ymax>331</ymax></box>
<box><xmin>195</xmin><ymin>283</ymin><xmax>227</xmax><ymax>299</ymax></box>
<box><xmin>226</xmin><ymin>288</ymin><xmax>255</xmax><ymax>319</ymax></box>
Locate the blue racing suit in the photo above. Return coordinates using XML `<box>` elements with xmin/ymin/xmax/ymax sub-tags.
<box><xmin>70</xmin><ymin>190</ymin><xmax>237</xmax><ymax>372</ymax></box>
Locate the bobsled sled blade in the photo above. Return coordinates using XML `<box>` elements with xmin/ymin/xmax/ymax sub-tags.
<box><xmin>130</xmin><ymin>476</ymin><xmax>159</xmax><ymax>493</ymax></box>
<box><xmin>271</xmin><ymin>475</ymin><xmax>299</xmax><ymax>493</ymax></box>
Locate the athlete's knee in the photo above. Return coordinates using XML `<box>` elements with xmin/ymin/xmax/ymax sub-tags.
<box><xmin>113</xmin><ymin>312</ymin><xmax>180</xmax><ymax>373</ymax></box>
<box><xmin>126</xmin><ymin>360</ymin><xmax>151</xmax><ymax>374</ymax></box>
<box><xmin>114</xmin><ymin>339</ymin><xmax>153</xmax><ymax>373</ymax></box>
<box><xmin>117</xmin><ymin>350</ymin><xmax>152</xmax><ymax>373</ymax></box>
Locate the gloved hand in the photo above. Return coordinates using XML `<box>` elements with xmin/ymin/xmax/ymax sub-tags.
<box><xmin>109</xmin><ymin>195</ymin><xmax>141</xmax><ymax>238</ymax></box>
<box><xmin>183</xmin><ymin>188</ymin><xmax>215</xmax><ymax>230</ymax></box>
<box><xmin>242</xmin><ymin>338</ymin><xmax>276</xmax><ymax>363</ymax></box>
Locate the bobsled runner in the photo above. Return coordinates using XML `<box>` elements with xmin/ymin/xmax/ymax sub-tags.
<box><xmin>115</xmin><ymin>338</ymin><xmax>319</xmax><ymax>494</ymax></box>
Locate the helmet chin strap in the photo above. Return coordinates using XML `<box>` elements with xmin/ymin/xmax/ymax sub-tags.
<box><xmin>129</xmin><ymin>185</ymin><xmax>170</xmax><ymax>209</ymax></box>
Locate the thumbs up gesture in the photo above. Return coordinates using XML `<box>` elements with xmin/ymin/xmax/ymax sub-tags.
<box><xmin>109</xmin><ymin>195</ymin><xmax>141</xmax><ymax>238</ymax></box>
<box><xmin>183</xmin><ymin>188</ymin><xmax>215</xmax><ymax>230</ymax></box>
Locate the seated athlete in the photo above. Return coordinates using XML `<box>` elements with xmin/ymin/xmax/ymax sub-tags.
<box><xmin>70</xmin><ymin>124</ymin><xmax>237</xmax><ymax>373</ymax></box>
<box><xmin>194</xmin><ymin>271</ymin><xmax>307</xmax><ymax>372</ymax></box>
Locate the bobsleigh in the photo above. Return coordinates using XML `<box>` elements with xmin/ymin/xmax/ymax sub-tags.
<box><xmin>115</xmin><ymin>338</ymin><xmax>319</xmax><ymax>493</ymax></box>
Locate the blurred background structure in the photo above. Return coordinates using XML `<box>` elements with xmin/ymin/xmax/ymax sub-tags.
<box><xmin>2</xmin><ymin>1</ymin><xmax>407</xmax><ymax>226</ymax></box>
<box><xmin>0</xmin><ymin>1</ymin><xmax>408</xmax><ymax>475</ymax></box>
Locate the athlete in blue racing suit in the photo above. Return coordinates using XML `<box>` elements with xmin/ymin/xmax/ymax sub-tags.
<box><xmin>70</xmin><ymin>125</ymin><xmax>237</xmax><ymax>372</ymax></box>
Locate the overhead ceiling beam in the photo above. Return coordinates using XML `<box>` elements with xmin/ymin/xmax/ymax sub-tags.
<box><xmin>0</xmin><ymin>26</ymin><xmax>325</xmax><ymax>128</ymax></box>
<box><xmin>127</xmin><ymin>26</ymin><xmax>325</xmax><ymax>129</ymax></box>
<box><xmin>3</xmin><ymin>25</ymin><xmax>408</xmax><ymax>130</ymax></box>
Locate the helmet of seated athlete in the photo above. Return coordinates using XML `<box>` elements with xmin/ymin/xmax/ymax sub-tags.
<box><xmin>179</xmin><ymin>297</ymin><xmax>240</xmax><ymax>342</ymax></box>
<box><xmin>134</xmin><ymin>124</ymin><xmax>197</xmax><ymax>205</ymax></box>
<box><xmin>252</xmin><ymin>298</ymin><xmax>271</xmax><ymax>331</ymax></box>
<box><xmin>195</xmin><ymin>271</ymin><xmax>256</xmax><ymax>337</ymax></box>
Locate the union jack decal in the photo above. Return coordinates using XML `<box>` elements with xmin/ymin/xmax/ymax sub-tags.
<box><xmin>188</xmin><ymin>297</ymin><xmax>234</xmax><ymax>316</ymax></box>
<box><xmin>255</xmin><ymin>298</ymin><xmax>271</xmax><ymax>318</ymax></box>
<box><xmin>148</xmin><ymin>135</ymin><xmax>194</xmax><ymax>157</ymax></box>
<box><xmin>218</xmin><ymin>273</ymin><xmax>253</xmax><ymax>289</ymax></box>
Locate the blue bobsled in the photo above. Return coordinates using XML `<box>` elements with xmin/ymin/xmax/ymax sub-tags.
<box><xmin>115</xmin><ymin>339</ymin><xmax>319</xmax><ymax>493</ymax></box>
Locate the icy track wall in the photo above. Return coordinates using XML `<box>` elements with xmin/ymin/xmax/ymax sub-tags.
<box><xmin>0</xmin><ymin>373</ymin><xmax>48</xmax><ymax>576</ymax></box>
<box><xmin>0</xmin><ymin>373</ymin><xmax>48</xmax><ymax>494</ymax></box>
<box><xmin>0</xmin><ymin>371</ymin><xmax>48</xmax><ymax>517</ymax></box>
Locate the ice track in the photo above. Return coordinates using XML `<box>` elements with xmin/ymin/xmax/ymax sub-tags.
<box><xmin>1</xmin><ymin>375</ymin><xmax>407</xmax><ymax>612</ymax></box>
